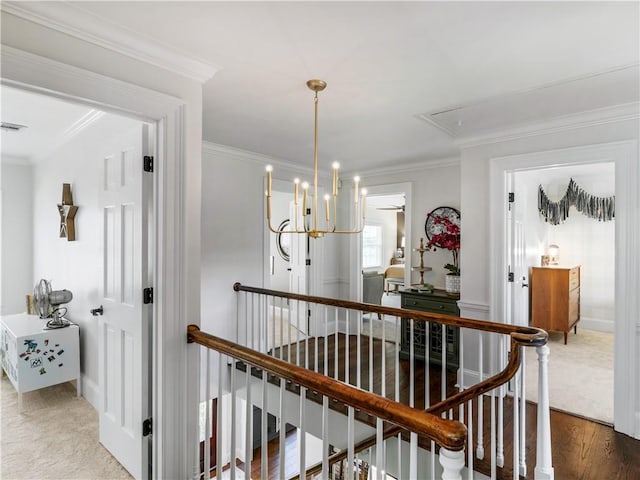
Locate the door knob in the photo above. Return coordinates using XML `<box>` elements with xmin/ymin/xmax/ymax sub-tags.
<box><xmin>90</xmin><ymin>305</ymin><xmax>104</xmax><ymax>316</ymax></box>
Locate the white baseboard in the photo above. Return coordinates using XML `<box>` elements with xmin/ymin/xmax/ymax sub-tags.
<box><xmin>81</xmin><ymin>374</ymin><xmax>99</xmax><ymax>410</ymax></box>
<box><xmin>579</xmin><ymin>316</ymin><xmax>614</xmax><ymax>333</ymax></box>
<box><xmin>457</xmin><ymin>301</ymin><xmax>490</xmax><ymax>320</ymax></box>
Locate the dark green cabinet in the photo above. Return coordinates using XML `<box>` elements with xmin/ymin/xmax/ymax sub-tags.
<box><xmin>400</xmin><ymin>289</ymin><xmax>460</xmax><ymax>369</ymax></box>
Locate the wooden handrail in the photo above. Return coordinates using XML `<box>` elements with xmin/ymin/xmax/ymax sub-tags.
<box><xmin>233</xmin><ymin>282</ymin><xmax>548</xmax><ymax>345</ymax></box>
<box><xmin>233</xmin><ymin>283</ymin><xmax>548</xmax><ymax>479</ymax></box>
<box><xmin>188</xmin><ymin>325</ymin><xmax>467</xmax><ymax>451</ymax></box>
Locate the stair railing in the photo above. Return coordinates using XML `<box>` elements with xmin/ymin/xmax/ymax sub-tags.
<box><xmin>193</xmin><ymin>283</ymin><xmax>553</xmax><ymax>479</ymax></box>
<box><xmin>188</xmin><ymin>325</ymin><xmax>467</xmax><ymax>480</ymax></box>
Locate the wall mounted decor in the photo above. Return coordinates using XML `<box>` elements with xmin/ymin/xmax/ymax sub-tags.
<box><xmin>538</xmin><ymin>178</ymin><xmax>615</xmax><ymax>225</ymax></box>
<box><xmin>57</xmin><ymin>183</ymin><xmax>78</xmax><ymax>241</ymax></box>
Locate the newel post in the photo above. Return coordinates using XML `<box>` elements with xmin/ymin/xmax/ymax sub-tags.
<box><xmin>439</xmin><ymin>447</ymin><xmax>464</xmax><ymax>480</ymax></box>
<box><xmin>534</xmin><ymin>344</ymin><xmax>554</xmax><ymax>479</ymax></box>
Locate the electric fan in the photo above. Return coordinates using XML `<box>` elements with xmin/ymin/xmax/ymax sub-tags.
<box><xmin>33</xmin><ymin>279</ymin><xmax>73</xmax><ymax>329</ymax></box>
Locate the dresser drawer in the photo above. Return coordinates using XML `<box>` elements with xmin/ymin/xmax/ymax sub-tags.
<box><xmin>569</xmin><ymin>267</ymin><xmax>580</xmax><ymax>291</ymax></box>
<box><xmin>401</xmin><ymin>296</ymin><xmax>458</xmax><ymax>315</ymax></box>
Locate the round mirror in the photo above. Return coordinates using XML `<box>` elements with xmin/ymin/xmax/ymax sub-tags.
<box><xmin>276</xmin><ymin>219</ymin><xmax>291</xmax><ymax>261</ymax></box>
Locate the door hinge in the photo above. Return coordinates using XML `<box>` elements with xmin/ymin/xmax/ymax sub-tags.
<box><xmin>508</xmin><ymin>272</ymin><xmax>514</xmax><ymax>282</ymax></box>
<box><xmin>143</xmin><ymin>287</ymin><xmax>153</xmax><ymax>304</ymax></box>
<box><xmin>142</xmin><ymin>418</ymin><xmax>152</xmax><ymax>437</ymax></box>
<box><xmin>508</xmin><ymin>192</ymin><xmax>515</xmax><ymax>203</ymax></box>
<box><xmin>305</xmin><ymin>259</ymin><xmax>311</xmax><ymax>266</ymax></box>
<box><xmin>143</xmin><ymin>155</ymin><xmax>154</xmax><ymax>173</ymax></box>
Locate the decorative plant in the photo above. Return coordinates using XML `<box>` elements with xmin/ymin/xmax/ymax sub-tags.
<box><xmin>426</xmin><ymin>216</ymin><xmax>460</xmax><ymax>276</ymax></box>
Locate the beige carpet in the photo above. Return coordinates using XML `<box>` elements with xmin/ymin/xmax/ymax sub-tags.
<box><xmin>524</xmin><ymin>328</ymin><xmax>614</xmax><ymax>424</ymax></box>
<box><xmin>1</xmin><ymin>376</ymin><xmax>132</xmax><ymax>480</ymax></box>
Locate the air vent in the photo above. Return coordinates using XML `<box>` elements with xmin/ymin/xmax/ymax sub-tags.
<box><xmin>1</xmin><ymin>122</ymin><xmax>28</xmax><ymax>132</ymax></box>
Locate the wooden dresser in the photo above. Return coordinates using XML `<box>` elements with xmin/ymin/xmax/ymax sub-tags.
<box><xmin>399</xmin><ymin>289</ymin><xmax>460</xmax><ymax>369</ymax></box>
<box><xmin>530</xmin><ymin>266</ymin><xmax>581</xmax><ymax>344</ymax></box>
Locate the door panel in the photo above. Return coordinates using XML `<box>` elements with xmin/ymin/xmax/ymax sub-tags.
<box><xmin>98</xmin><ymin>123</ymin><xmax>151</xmax><ymax>480</ymax></box>
<box><xmin>289</xmin><ymin>201</ymin><xmax>308</xmax><ymax>335</ymax></box>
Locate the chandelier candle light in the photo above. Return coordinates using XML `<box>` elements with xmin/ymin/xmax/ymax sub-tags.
<box><xmin>265</xmin><ymin>79</ymin><xmax>366</xmax><ymax>238</ymax></box>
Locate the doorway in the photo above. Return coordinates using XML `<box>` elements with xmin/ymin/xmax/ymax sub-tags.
<box><xmin>489</xmin><ymin>140</ymin><xmax>638</xmax><ymax>436</ymax></box>
<box><xmin>507</xmin><ymin>163</ymin><xmax>615</xmax><ymax>424</ymax></box>
<box><xmin>350</xmin><ymin>182</ymin><xmax>412</xmax><ymax>304</ymax></box>
<box><xmin>1</xmin><ymin>83</ymin><xmax>152</xmax><ymax>479</ymax></box>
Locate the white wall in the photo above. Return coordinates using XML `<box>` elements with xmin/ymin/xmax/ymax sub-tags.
<box><xmin>201</xmin><ymin>143</ymin><xmax>338</xmax><ymax>342</ymax></box>
<box><xmin>0</xmin><ymin>161</ymin><xmax>33</xmax><ymax>315</ymax></box>
<box><xmin>516</xmin><ymin>163</ymin><xmax>615</xmax><ymax>330</ymax></box>
<box><xmin>28</xmin><ymin>114</ymin><xmax>143</xmax><ymax>406</ymax></box>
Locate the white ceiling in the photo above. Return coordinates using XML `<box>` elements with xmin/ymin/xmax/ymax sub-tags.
<box><xmin>0</xmin><ymin>86</ymin><xmax>96</xmax><ymax>164</ymax></box>
<box><xmin>2</xmin><ymin>1</ymin><xmax>639</xmax><ymax>173</ymax></box>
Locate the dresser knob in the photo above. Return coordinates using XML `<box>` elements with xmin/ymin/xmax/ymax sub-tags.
<box><xmin>439</xmin><ymin>305</ymin><xmax>444</xmax><ymax>309</ymax></box>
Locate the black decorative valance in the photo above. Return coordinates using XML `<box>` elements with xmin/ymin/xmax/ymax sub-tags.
<box><xmin>538</xmin><ymin>178</ymin><xmax>615</xmax><ymax>225</ymax></box>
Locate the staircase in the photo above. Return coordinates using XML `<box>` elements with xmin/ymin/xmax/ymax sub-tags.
<box><xmin>187</xmin><ymin>283</ymin><xmax>553</xmax><ymax>479</ymax></box>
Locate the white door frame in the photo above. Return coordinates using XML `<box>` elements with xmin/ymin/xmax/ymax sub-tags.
<box><xmin>489</xmin><ymin>140</ymin><xmax>639</xmax><ymax>438</ymax></box>
<box><xmin>1</xmin><ymin>46</ymin><xmax>197</xmax><ymax>475</ymax></box>
<box><xmin>350</xmin><ymin>182</ymin><xmax>412</xmax><ymax>302</ymax></box>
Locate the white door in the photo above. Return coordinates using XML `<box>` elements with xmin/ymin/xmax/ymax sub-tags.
<box><xmin>289</xmin><ymin>201</ymin><xmax>308</xmax><ymax>335</ymax></box>
<box><xmin>98</xmin><ymin>123</ymin><xmax>152</xmax><ymax>480</ymax></box>
<box><xmin>507</xmin><ymin>175</ymin><xmax>530</xmax><ymax>327</ymax></box>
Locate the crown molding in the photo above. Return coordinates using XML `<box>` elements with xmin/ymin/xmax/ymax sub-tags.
<box><xmin>345</xmin><ymin>156</ymin><xmax>460</xmax><ymax>178</ymax></box>
<box><xmin>203</xmin><ymin>141</ymin><xmax>461</xmax><ymax>179</ymax></box>
<box><xmin>1</xmin><ymin>2</ymin><xmax>219</xmax><ymax>83</ymax></box>
<box><xmin>202</xmin><ymin>141</ymin><xmax>314</xmax><ymax>176</ymax></box>
<box><xmin>458</xmin><ymin>102</ymin><xmax>640</xmax><ymax>150</ymax></box>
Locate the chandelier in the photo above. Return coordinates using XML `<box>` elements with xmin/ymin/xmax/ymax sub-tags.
<box><xmin>265</xmin><ymin>79</ymin><xmax>366</xmax><ymax>238</ymax></box>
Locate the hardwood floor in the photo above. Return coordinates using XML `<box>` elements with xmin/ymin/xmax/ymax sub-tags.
<box><xmin>226</xmin><ymin>333</ymin><xmax>640</xmax><ymax>479</ymax></box>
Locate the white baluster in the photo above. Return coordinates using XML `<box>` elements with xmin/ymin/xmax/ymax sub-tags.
<box><xmin>439</xmin><ymin>448</ymin><xmax>465</xmax><ymax>480</ymax></box>
<box><xmin>476</xmin><ymin>331</ymin><xmax>485</xmax><ymax>459</ymax></box>
<box><xmin>299</xmin><ymin>387</ymin><xmax>307</xmax><ymax>480</ymax></box>
<box><xmin>314</xmin><ymin>304</ymin><xmax>319</xmax><ymax>372</ymax></box>
<box><xmin>369</xmin><ymin>314</ymin><xmax>374</xmax><ymax>393</ymax></box>
<box><xmin>513</xmin><ymin>366</ymin><xmax>520</xmax><ymax>479</ymax></box>
<box><xmin>534</xmin><ymin>345</ymin><xmax>554</xmax><ymax>480</ymax></box>
<box><xmin>346</xmin><ymin>310</ymin><xmax>350</xmax><ymax>385</ymax></box>
<box><xmin>347</xmin><ymin>406</ymin><xmax>355</xmax><ymax>479</ymax></box>
<box><xmin>409</xmin><ymin>432</ymin><xmax>418</xmax><ymax>480</ymax></box>
<box><xmin>376</xmin><ymin>418</ymin><xmax>383</xmax><ymax>480</ymax></box>
<box><xmin>497</xmin><ymin>336</ymin><xmax>505</xmax><ymax>468</ymax></box>
<box><xmin>357</xmin><ymin>308</ymin><xmax>362</xmax><ymax>388</ymax></box>
<box><xmin>204</xmin><ymin>349</ymin><xmax>211</xmax><ymax>477</ymax></box>
<box><xmin>279</xmin><ymin>379</ymin><xmax>286</xmax><ymax>480</ymax></box>
<box><xmin>216</xmin><ymin>355</ymin><xmax>223</xmax><ymax>480</ymax></box>
<box><xmin>467</xmin><ymin>399</ymin><xmax>474</xmax><ymax>480</ymax></box>
<box><xmin>230</xmin><ymin>362</ymin><xmax>237</xmax><ymax>480</ymax></box>
<box><xmin>244</xmin><ymin>368</ymin><xmax>252</xmax><ymax>478</ymax></box>
<box><xmin>334</xmin><ymin>308</ymin><xmax>339</xmax><ymax>380</ymax></box>
<box><xmin>322</xmin><ymin>395</ymin><xmax>329</xmax><ymax>478</ymax></box>
<box><xmin>410</xmin><ymin>320</ymin><xmax>415</xmax><ymax>408</ymax></box>
<box><xmin>520</xmin><ymin>349</ymin><xmax>527</xmax><ymax>476</ymax></box>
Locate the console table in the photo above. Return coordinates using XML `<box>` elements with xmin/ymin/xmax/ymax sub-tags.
<box><xmin>400</xmin><ymin>289</ymin><xmax>460</xmax><ymax>369</ymax></box>
<box><xmin>1</xmin><ymin>313</ymin><xmax>80</xmax><ymax>405</ymax></box>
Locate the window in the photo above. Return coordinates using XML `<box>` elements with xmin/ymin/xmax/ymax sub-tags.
<box><xmin>362</xmin><ymin>224</ymin><xmax>383</xmax><ymax>268</ymax></box>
